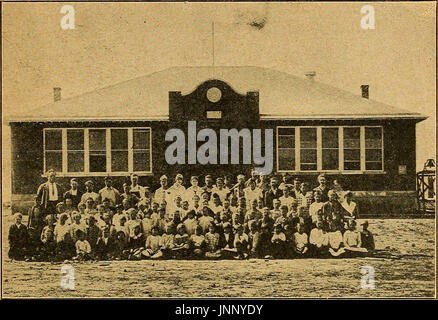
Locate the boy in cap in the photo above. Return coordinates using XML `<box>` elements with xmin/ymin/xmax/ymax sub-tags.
<box><xmin>74</xmin><ymin>230</ymin><xmax>92</xmax><ymax>261</ymax></box>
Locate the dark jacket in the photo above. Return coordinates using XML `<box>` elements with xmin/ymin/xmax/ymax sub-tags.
<box><xmin>36</xmin><ymin>182</ymin><xmax>63</xmax><ymax>209</ymax></box>
<box><xmin>264</xmin><ymin>188</ymin><xmax>283</xmax><ymax>209</ymax></box>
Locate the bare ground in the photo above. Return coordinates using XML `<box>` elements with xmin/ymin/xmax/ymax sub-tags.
<box><xmin>1</xmin><ymin>209</ymin><xmax>435</xmax><ymax>298</ymax></box>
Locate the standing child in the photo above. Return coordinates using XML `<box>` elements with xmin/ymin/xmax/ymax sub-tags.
<box><xmin>27</xmin><ymin>206</ymin><xmax>45</xmax><ymax>258</ymax></box>
<box><xmin>8</xmin><ymin>213</ymin><xmax>29</xmax><ymax>260</ymax></box>
<box><xmin>204</xmin><ymin>224</ymin><xmax>222</xmax><ymax>259</ymax></box>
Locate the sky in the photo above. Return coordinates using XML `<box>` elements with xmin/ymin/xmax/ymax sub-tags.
<box><xmin>1</xmin><ymin>2</ymin><xmax>436</xmax><ymax>200</ymax></box>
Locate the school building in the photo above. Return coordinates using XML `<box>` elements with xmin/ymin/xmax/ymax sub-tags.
<box><xmin>6</xmin><ymin>66</ymin><xmax>427</xmax><ymax>215</ymax></box>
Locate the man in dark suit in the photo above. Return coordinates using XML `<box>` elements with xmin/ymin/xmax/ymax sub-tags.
<box><xmin>63</xmin><ymin>178</ymin><xmax>82</xmax><ymax>209</ymax></box>
<box><xmin>264</xmin><ymin>177</ymin><xmax>283</xmax><ymax>210</ymax></box>
<box><xmin>36</xmin><ymin>169</ymin><xmax>63</xmax><ymax>216</ymax></box>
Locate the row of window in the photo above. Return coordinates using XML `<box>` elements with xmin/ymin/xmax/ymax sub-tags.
<box><xmin>277</xmin><ymin>126</ymin><xmax>383</xmax><ymax>172</ymax></box>
<box><xmin>44</xmin><ymin>128</ymin><xmax>152</xmax><ymax>175</ymax></box>
<box><xmin>44</xmin><ymin>126</ymin><xmax>383</xmax><ymax>175</ymax></box>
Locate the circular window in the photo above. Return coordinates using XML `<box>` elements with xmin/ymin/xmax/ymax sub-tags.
<box><xmin>206</xmin><ymin>87</ymin><xmax>222</xmax><ymax>103</ymax></box>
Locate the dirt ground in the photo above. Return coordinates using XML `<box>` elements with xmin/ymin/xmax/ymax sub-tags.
<box><xmin>1</xmin><ymin>209</ymin><xmax>435</xmax><ymax>298</ymax></box>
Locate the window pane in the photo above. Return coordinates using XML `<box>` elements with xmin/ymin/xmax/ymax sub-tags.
<box><xmin>67</xmin><ymin>130</ymin><xmax>84</xmax><ymax>151</ymax></box>
<box><xmin>45</xmin><ymin>130</ymin><xmax>62</xmax><ymax>151</ymax></box>
<box><xmin>344</xmin><ymin>149</ymin><xmax>361</xmax><ymax>161</ymax></box>
<box><xmin>366</xmin><ymin>162</ymin><xmax>382</xmax><ymax>170</ymax></box>
<box><xmin>45</xmin><ymin>152</ymin><xmax>62</xmax><ymax>172</ymax></box>
<box><xmin>133</xmin><ymin>151</ymin><xmax>151</xmax><ymax>172</ymax></box>
<box><xmin>365</xmin><ymin>127</ymin><xmax>382</xmax><ymax>140</ymax></box>
<box><xmin>278</xmin><ymin>127</ymin><xmax>295</xmax><ymax>136</ymax></box>
<box><xmin>365</xmin><ymin>139</ymin><xmax>382</xmax><ymax>149</ymax></box>
<box><xmin>111</xmin><ymin>151</ymin><xmax>128</xmax><ymax>172</ymax></box>
<box><xmin>111</xmin><ymin>129</ymin><xmax>128</xmax><ymax>150</ymax></box>
<box><xmin>89</xmin><ymin>129</ymin><xmax>106</xmax><ymax>151</ymax></box>
<box><xmin>322</xmin><ymin>128</ymin><xmax>338</xmax><ymax>148</ymax></box>
<box><xmin>278</xmin><ymin>135</ymin><xmax>295</xmax><ymax>149</ymax></box>
<box><xmin>344</xmin><ymin>127</ymin><xmax>360</xmax><ymax>139</ymax></box>
<box><xmin>300</xmin><ymin>128</ymin><xmax>317</xmax><ymax>148</ymax></box>
<box><xmin>322</xmin><ymin>149</ymin><xmax>339</xmax><ymax>170</ymax></box>
<box><xmin>90</xmin><ymin>152</ymin><xmax>106</xmax><ymax>172</ymax></box>
<box><xmin>133</xmin><ymin>129</ymin><xmax>150</xmax><ymax>150</ymax></box>
<box><xmin>344</xmin><ymin>162</ymin><xmax>361</xmax><ymax>171</ymax></box>
<box><xmin>278</xmin><ymin>149</ymin><xmax>295</xmax><ymax>171</ymax></box>
<box><xmin>366</xmin><ymin>149</ymin><xmax>382</xmax><ymax>162</ymax></box>
<box><xmin>344</xmin><ymin>139</ymin><xmax>360</xmax><ymax>149</ymax></box>
<box><xmin>301</xmin><ymin>149</ymin><xmax>317</xmax><ymax>164</ymax></box>
<box><xmin>68</xmin><ymin>152</ymin><xmax>84</xmax><ymax>172</ymax></box>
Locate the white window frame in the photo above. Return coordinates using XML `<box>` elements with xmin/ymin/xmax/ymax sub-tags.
<box><xmin>43</xmin><ymin>127</ymin><xmax>153</xmax><ymax>177</ymax></box>
<box><xmin>276</xmin><ymin>125</ymin><xmax>384</xmax><ymax>174</ymax></box>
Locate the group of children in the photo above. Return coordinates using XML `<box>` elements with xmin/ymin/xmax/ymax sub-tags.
<box><xmin>8</xmin><ymin>171</ymin><xmax>375</xmax><ymax>262</ymax></box>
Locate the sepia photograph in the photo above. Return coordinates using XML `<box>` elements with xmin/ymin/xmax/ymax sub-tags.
<box><xmin>1</xmin><ymin>1</ymin><xmax>436</xmax><ymax>300</ymax></box>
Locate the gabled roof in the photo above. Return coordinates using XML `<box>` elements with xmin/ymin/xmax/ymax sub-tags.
<box><xmin>6</xmin><ymin>66</ymin><xmax>427</xmax><ymax>122</ymax></box>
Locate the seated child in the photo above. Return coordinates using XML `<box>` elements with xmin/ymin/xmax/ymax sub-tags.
<box><xmin>327</xmin><ymin>222</ymin><xmax>346</xmax><ymax>257</ymax></box>
<box><xmin>173</xmin><ymin>223</ymin><xmax>190</xmax><ymax>259</ymax></box>
<box><xmin>309</xmin><ymin>221</ymin><xmax>329</xmax><ymax>257</ymax></box>
<box><xmin>293</xmin><ymin>223</ymin><xmax>309</xmax><ymax>257</ymax></box>
<box><xmin>142</xmin><ymin>226</ymin><xmax>163</xmax><ymax>259</ymax></box>
<box><xmin>70</xmin><ymin>212</ymin><xmax>87</xmax><ymax>243</ymax></box>
<box><xmin>343</xmin><ymin>220</ymin><xmax>368</xmax><ymax>256</ymax></box>
<box><xmin>271</xmin><ymin>224</ymin><xmax>287</xmax><ymax>259</ymax></box>
<box><xmin>110</xmin><ymin>215</ymin><xmax>129</xmax><ymax>242</ymax></box>
<box><xmin>95</xmin><ymin>226</ymin><xmax>115</xmax><ymax>260</ymax></box>
<box><xmin>360</xmin><ymin>221</ymin><xmax>375</xmax><ymax>252</ymax></box>
<box><xmin>160</xmin><ymin>223</ymin><xmax>175</xmax><ymax>258</ymax></box>
<box><xmin>86</xmin><ymin>216</ymin><xmax>101</xmax><ymax>250</ymax></box>
<box><xmin>183</xmin><ymin>210</ymin><xmax>198</xmax><ymax>236</ymax></box>
<box><xmin>112</xmin><ymin>231</ymin><xmax>129</xmax><ymax>260</ymax></box>
<box><xmin>74</xmin><ymin>230</ymin><xmax>92</xmax><ymax>261</ymax></box>
<box><xmin>199</xmin><ymin>207</ymin><xmax>214</xmax><ymax>234</ymax></box>
<box><xmin>204</xmin><ymin>223</ymin><xmax>222</xmax><ymax>259</ymax></box>
<box><xmin>248</xmin><ymin>220</ymin><xmax>263</xmax><ymax>259</ymax></box>
<box><xmin>189</xmin><ymin>225</ymin><xmax>206</xmax><ymax>258</ymax></box>
<box><xmin>8</xmin><ymin>213</ymin><xmax>29</xmax><ymax>260</ymax></box>
<box><xmin>233</xmin><ymin>224</ymin><xmax>250</xmax><ymax>259</ymax></box>
<box><xmin>141</xmin><ymin>210</ymin><xmax>154</xmax><ymax>239</ymax></box>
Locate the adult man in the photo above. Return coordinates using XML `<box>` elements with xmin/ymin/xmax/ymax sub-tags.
<box><xmin>99</xmin><ymin>176</ymin><xmax>120</xmax><ymax>206</ymax></box>
<box><xmin>81</xmin><ymin>180</ymin><xmax>100</xmax><ymax>204</ymax></box>
<box><xmin>36</xmin><ymin>169</ymin><xmax>63</xmax><ymax>216</ymax></box>
<box><xmin>244</xmin><ymin>179</ymin><xmax>263</xmax><ymax>209</ymax></box>
<box><xmin>313</xmin><ymin>174</ymin><xmax>330</xmax><ymax>202</ymax></box>
<box><xmin>264</xmin><ymin>177</ymin><xmax>283</xmax><ymax>210</ymax></box>
<box><xmin>130</xmin><ymin>173</ymin><xmax>148</xmax><ymax>200</ymax></box>
<box><xmin>169</xmin><ymin>173</ymin><xmax>186</xmax><ymax>200</ymax></box>
<box><xmin>185</xmin><ymin>176</ymin><xmax>203</xmax><ymax>203</ymax></box>
<box><xmin>63</xmin><ymin>178</ymin><xmax>82</xmax><ymax>209</ymax></box>
<box><xmin>154</xmin><ymin>175</ymin><xmax>171</xmax><ymax>204</ymax></box>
